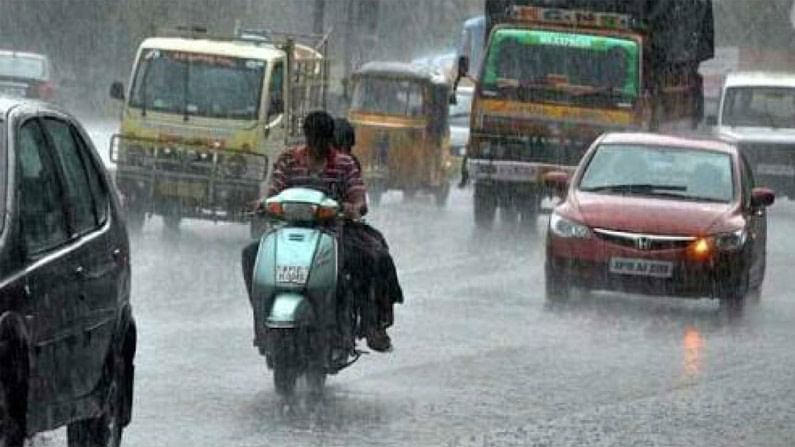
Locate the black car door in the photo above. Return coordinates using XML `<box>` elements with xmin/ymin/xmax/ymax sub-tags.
<box><xmin>40</xmin><ymin>116</ymin><xmax>118</xmax><ymax>398</ymax></box>
<box><xmin>15</xmin><ymin>117</ymin><xmax>82</xmax><ymax>405</ymax></box>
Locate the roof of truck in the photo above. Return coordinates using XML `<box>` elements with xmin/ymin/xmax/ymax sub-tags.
<box><xmin>139</xmin><ymin>37</ymin><xmax>284</xmax><ymax>60</ymax></box>
<box><xmin>353</xmin><ymin>61</ymin><xmax>449</xmax><ymax>85</ymax></box>
<box><xmin>724</xmin><ymin>71</ymin><xmax>795</xmax><ymax>89</ymax></box>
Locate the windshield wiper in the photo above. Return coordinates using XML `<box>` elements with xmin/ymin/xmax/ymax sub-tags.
<box><xmin>581</xmin><ymin>184</ymin><xmax>687</xmax><ymax>193</ymax></box>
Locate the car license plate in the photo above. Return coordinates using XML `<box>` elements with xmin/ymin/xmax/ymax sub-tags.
<box><xmin>757</xmin><ymin>163</ymin><xmax>795</xmax><ymax>177</ymax></box>
<box><xmin>609</xmin><ymin>258</ymin><xmax>673</xmax><ymax>278</ymax></box>
<box><xmin>275</xmin><ymin>265</ymin><xmax>309</xmax><ymax>285</ymax></box>
<box><xmin>470</xmin><ymin>160</ymin><xmax>539</xmax><ymax>182</ymax></box>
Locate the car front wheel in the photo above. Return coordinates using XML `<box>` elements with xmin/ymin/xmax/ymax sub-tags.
<box><xmin>67</xmin><ymin>351</ymin><xmax>130</xmax><ymax>447</ymax></box>
<box><xmin>545</xmin><ymin>265</ymin><xmax>570</xmax><ymax>304</ymax></box>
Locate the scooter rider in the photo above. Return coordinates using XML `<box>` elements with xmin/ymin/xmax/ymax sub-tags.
<box><xmin>334</xmin><ymin>117</ymin><xmax>403</xmax><ymax>332</ymax></box>
<box><xmin>242</xmin><ymin>111</ymin><xmax>393</xmax><ymax>352</ymax></box>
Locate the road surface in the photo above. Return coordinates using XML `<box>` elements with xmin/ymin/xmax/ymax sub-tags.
<box><xmin>34</xmin><ymin>121</ymin><xmax>795</xmax><ymax>447</ymax></box>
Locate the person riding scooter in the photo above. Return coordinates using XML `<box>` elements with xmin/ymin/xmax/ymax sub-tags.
<box><xmin>334</xmin><ymin>117</ymin><xmax>403</xmax><ymax>331</ymax></box>
<box><xmin>242</xmin><ymin>111</ymin><xmax>394</xmax><ymax>352</ymax></box>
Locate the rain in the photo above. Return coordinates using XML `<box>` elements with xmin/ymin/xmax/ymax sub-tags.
<box><xmin>1</xmin><ymin>1</ymin><xmax>795</xmax><ymax>446</ymax></box>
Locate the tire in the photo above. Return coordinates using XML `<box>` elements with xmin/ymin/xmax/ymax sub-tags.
<box><xmin>545</xmin><ymin>266</ymin><xmax>570</xmax><ymax>304</ymax></box>
<box><xmin>368</xmin><ymin>188</ymin><xmax>384</xmax><ymax>207</ymax></box>
<box><xmin>305</xmin><ymin>369</ymin><xmax>327</xmax><ymax>399</ymax></box>
<box><xmin>719</xmin><ymin>272</ymin><xmax>749</xmax><ymax>318</ymax></box>
<box><xmin>474</xmin><ymin>184</ymin><xmax>497</xmax><ymax>229</ymax></box>
<box><xmin>434</xmin><ymin>182</ymin><xmax>450</xmax><ymax>208</ymax></box>
<box><xmin>0</xmin><ymin>345</ymin><xmax>26</xmax><ymax>447</ymax></box>
<box><xmin>273</xmin><ymin>364</ymin><xmax>298</xmax><ymax>398</ymax></box>
<box><xmin>163</xmin><ymin>214</ymin><xmax>181</xmax><ymax>233</ymax></box>
<box><xmin>124</xmin><ymin>207</ymin><xmax>145</xmax><ymax>235</ymax></box>
<box><xmin>67</xmin><ymin>351</ymin><xmax>128</xmax><ymax>447</ymax></box>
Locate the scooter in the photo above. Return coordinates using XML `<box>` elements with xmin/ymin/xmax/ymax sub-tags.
<box><xmin>250</xmin><ymin>187</ymin><xmax>361</xmax><ymax>397</ymax></box>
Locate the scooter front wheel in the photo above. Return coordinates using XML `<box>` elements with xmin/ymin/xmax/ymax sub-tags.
<box><xmin>273</xmin><ymin>364</ymin><xmax>298</xmax><ymax>398</ymax></box>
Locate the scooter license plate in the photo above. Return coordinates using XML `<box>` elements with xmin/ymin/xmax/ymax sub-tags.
<box><xmin>276</xmin><ymin>265</ymin><xmax>309</xmax><ymax>285</ymax></box>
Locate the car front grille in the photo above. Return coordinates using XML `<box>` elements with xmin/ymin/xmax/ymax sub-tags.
<box><xmin>593</xmin><ymin>228</ymin><xmax>695</xmax><ymax>251</ymax></box>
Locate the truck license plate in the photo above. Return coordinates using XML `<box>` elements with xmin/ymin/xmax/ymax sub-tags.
<box><xmin>609</xmin><ymin>258</ymin><xmax>673</xmax><ymax>278</ymax></box>
<box><xmin>276</xmin><ymin>266</ymin><xmax>309</xmax><ymax>285</ymax></box>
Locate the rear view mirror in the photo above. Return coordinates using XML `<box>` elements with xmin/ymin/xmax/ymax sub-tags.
<box><xmin>457</xmin><ymin>55</ymin><xmax>470</xmax><ymax>79</ymax></box>
<box><xmin>543</xmin><ymin>171</ymin><xmax>570</xmax><ymax>198</ymax></box>
<box><xmin>751</xmin><ymin>187</ymin><xmax>775</xmax><ymax>208</ymax></box>
<box><xmin>110</xmin><ymin>81</ymin><xmax>125</xmax><ymax>101</ymax></box>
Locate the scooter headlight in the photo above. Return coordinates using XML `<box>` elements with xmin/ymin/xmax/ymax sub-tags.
<box><xmin>549</xmin><ymin>212</ymin><xmax>591</xmax><ymax>239</ymax></box>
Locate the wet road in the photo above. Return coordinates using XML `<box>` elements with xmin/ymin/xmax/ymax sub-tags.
<box><xmin>39</xmin><ymin>123</ymin><xmax>795</xmax><ymax>446</ymax></box>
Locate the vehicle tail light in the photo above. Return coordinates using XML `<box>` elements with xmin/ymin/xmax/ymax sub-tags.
<box><xmin>315</xmin><ymin>205</ymin><xmax>337</xmax><ymax>221</ymax></box>
<box><xmin>266</xmin><ymin>202</ymin><xmax>284</xmax><ymax>218</ymax></box>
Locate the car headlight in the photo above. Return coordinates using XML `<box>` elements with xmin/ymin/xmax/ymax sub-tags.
<box><xmin>549</xmin><ymin>212</ymin><xmax>590</xmax><ymax>239</ymax></box>
<box><xmin>714</xmin><ymin>228</ymin><xmax>747</xmax><ymax>251</ymax></box>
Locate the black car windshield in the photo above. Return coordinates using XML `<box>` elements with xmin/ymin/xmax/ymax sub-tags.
<box><xmin>351</xmin><ymin>77</ymin><xmax>425</xmax><ymax>117</ymax></box>
<box><xmin>128</xmin><ymin>49</ymin><xmax>266</xmax><ymax>120</ymax></box>
<box><xmin>579</xmin><ymin>144</ymin><xmax>735</xmax><ymax>203</ymax></box>
<box><xmin>721</xmin><ymin>86</ymin><xmax>795</xmax><ymax>128</ymax></box>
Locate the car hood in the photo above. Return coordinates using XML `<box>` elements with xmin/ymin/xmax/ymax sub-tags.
<box><xmin>570</xmin><ymin>191</ymin><xmax>736</xmax><ymax>236</ymax></box>
<box><xmin>716</xmin><ymin>126</ymin><xmax>795</xmax><ymax>144</ymax></box>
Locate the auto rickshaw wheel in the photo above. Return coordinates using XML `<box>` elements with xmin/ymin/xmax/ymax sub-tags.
<box><xmin>433</xmin><ymin>182</ymin><xmax>450</xmax><ymax>208</ymax></box>
<box><xmin>474</xmin><ymin>184</ymin><xmax>496</xmax><ymax>229</ymax></box>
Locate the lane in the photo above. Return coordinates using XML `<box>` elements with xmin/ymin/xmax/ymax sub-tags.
<box><xmin>35</xmin><ymin>121</ymin><xmax>795</xmax><ymax>446</ymax></box>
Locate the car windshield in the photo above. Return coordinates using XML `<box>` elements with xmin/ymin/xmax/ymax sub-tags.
<box><xmin>0</xmin><ymin>54</ymin><xmax>47</xmax><ymax>80</ymax></box>
<box><xmin>351</xmin><ymin>77</ymin><xmax>425</xmax><ymax>117</ymax></box>
<box><xmin>128</xmin><ymin>49</ymin><xmax>266</xmax><ymax>120</ymax></box>
<box><xmin>579</xmin><ymin>144</ymin><xmax>735</xmax><ymax>203</ymax></box>
<box><xmin>481</xmin><ymin>28</ymin><xmax>639</xmax><ymax>107</ymax></box>
<box><xmin>721</xmin><ymin>86</ymin><xmax>795</xmax><ymax>128</ymax></box>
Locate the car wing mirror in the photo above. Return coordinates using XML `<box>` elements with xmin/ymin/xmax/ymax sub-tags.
<box><xmin>751</xmin><ymin>187</ymin><xmax>775</xmax><ymax>208</ymax></box>
<box><xmin>110</xmin><ymin>81</ymin><xmax>125</xmax><ymax>101</ymax></box>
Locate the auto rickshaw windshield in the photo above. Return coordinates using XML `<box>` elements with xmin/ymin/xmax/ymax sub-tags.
<box><xmin>351</xmin><ymin>77</ymin><xmax>425</xmax><ymax>117</ymax></box>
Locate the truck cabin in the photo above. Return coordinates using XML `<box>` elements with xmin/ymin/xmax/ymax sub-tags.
<box><xmin>350</xmin><ymin>62</ymin><xmax>450</xmax><ymax>137</ymax></box>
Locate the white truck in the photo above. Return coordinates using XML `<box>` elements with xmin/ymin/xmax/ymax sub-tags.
<box><xmin>712</xmin><ymin>71</ymin><xmax>795</xmax><ymax>199</ymax></box>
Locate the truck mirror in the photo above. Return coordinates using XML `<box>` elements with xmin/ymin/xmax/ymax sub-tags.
<box><xmin>269</xmin><ymin>97</ymin><xmax>284</xmax><ymax>116</ymax></box>
<box><xmin>110</xmin><ymin>81</ymin><xmax>125</xmax><ymax>101</ymax></box>
<box><xmin>449</xmin><ymin>92</ymin><xmax>458</xmax><ymax>106</ymax></box>
<box><xmin>457</xmin><ymin>55</ymin><xmax>470</xmax><ymax>79</ymax></box>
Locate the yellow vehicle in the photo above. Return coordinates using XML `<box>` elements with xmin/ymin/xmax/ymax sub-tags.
<box><xmin>109</xmin><ymin>28</ymin><xmax>328</xmax><ymax>233</ymax></box>
<box><xmin>348</xmin><ymin>62</ymin><xmax>454</xmax><ymax>206</ymax></box>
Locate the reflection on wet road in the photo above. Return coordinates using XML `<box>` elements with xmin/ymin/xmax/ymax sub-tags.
<box><xmin>38</xmin><ymin>122</ymin><xmax>795</xmax><ymax>446</ymax></box>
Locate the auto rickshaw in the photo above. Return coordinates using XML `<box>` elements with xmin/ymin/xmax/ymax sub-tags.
<box><xmin>348</xmin><ymin>62</ymin><xmax>454</xmax><ymax>206</ymax></box>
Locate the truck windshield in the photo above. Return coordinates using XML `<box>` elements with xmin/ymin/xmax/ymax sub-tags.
<box><xmin>481</xmin><ymin>29</ymin><xmax>639</xmax><ymax>107</ymax></box>
<box><xmin>0</xmin><ymin>54</ymin><xmax>47</xmax><ymax>80</ymax></box>
<box><xmin>351</xmin><ymin>78</ymin><xmax>425</xmax><ymax>117</ymax></box>
<box><xmin>722</xmin><ymin>87</ymin><xmax>795</xmax><ymax>128</ymax></box>
<box><xmin>128</xmin><ymin>49</ymin><xmax>266</xmax><ymax>120</ymax></box>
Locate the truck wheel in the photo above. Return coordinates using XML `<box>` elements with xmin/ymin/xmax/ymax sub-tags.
<box><xmin>67</xmin><ymin>350</ymin><xmax>129</xmax><ymax>447</ymax></box>
<box><xmin>474</xmin><ymin>184</ymin><xmax>497</xmax><ymax>229</ymax></box>
<box><xmin>124</xmin><ymin>207</ymin><xmax>145</xmax><ymax>234</ymax></box>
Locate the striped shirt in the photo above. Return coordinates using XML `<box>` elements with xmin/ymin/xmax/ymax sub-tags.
<box><xmin>267</xmin><ymin>145</ymin><xmax>366</xmax><ymax>206</ymax></box>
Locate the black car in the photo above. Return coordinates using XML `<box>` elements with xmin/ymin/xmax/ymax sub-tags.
<box><xmin>0</xmin><ymin>98</ymin><xmax>135</xmax><ymax>447</ymax></box>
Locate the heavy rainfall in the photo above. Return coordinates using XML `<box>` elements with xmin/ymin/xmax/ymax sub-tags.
<box><xmin>0</xmin><ymin>0</ymin><xmax>795</xmax><ymax>446</ymax></box>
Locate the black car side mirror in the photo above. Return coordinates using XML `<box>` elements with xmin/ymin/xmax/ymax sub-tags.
<box><xmin>751</xmin><ymin>187</ymin><xmax>775</xmax><ymax>208</ymax></box>
<box><xmin>110</xmin><ymin>81</ymin><xmax>125</xmax><ymax>101</ymax></box>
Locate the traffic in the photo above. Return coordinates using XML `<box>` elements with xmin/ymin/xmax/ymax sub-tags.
<box><xmin>1</xmin><ymin>1</ymin><xmax>795</xmax><ymax>446</ymax></box>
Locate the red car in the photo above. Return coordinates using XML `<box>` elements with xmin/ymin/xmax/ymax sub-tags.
<box><xmin>544</xmin><ymin>133</ymin><xmax>775</xmax><ymax>312</ymax></box>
